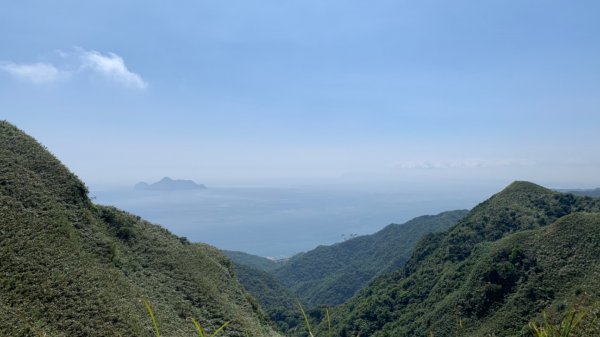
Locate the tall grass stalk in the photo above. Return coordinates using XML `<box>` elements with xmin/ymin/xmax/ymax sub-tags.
<box><xmin>297</xmin><ymin>300</ymin><xmax>315</xmax><ymax>337</ymax></box>
<box><xmin>144</xmin><ymin>299</ymin><xmax>229</xmax><ymax>337</ymax></box>
<box><xmin>296</xmin><ymin>301</ymin><xmax>357</xmax><ymax>337</ymax></box>
<box><xmin>144</xmin><ymin>300</ymin><xmax>161</xmax><ymax>337</ymax></box>
<box><xmin>529</xmin><ymin>301</ymin><xmax>598</xmax><ymax>337</ymax></box>
<box><xmin>326</xmin><ymin>308</ymin><xmax>332</xmax><ymax>337</ymax></box>
<box><xmin>191</xmin><ymin>317</ymin><xmax>230</xmax><ymax>337</ymax></box>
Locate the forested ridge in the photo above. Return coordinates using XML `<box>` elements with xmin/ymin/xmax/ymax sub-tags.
<box><xmin>322</xmin><ymin>182</ymin><xmax>600</xmax><ymax>337</ymax></box>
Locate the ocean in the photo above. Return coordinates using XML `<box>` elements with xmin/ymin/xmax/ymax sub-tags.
<box><xmin>91</xmin><ymin>184</ymin><xmax>496</xmax><ymax>257</ymax></box>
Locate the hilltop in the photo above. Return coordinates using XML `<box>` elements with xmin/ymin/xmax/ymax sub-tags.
<box><xmin>324</xmin><ymin>181</ymin><xmax>600</xmax><ymax>337</ymax></box>
<box><xmin>0</xmin><ymin>121</ymin><xmax>279</xmax><ymax>337</ymax></box>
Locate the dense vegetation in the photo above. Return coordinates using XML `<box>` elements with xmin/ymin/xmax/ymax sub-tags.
<box><xmin>0</xmin><ymin>121</ymin><xmax>280</xmax><ymax>337</ymax></box>
<box><xmin>225</xmin><ymin>210</ymin><xmax>466</xmax><ymax>336</ymax></box>
<box><xmin>227</xmin><ymin>211</ymin><xmax>467</xmax><ymax>314</ymax></box>
<box><xmin>323</xmin><ymin>182</ymin><xmax>600</xmax><ymax>337</ymax></box>
<box><xmin>4</xmin><ymin>119</ymin><xmax>600</xmax><ymax>337</ymax></box>
<box><xmin>272</xmin><ymin>210</ymin><xmax>467</xmax><ymax>307</ymax></box>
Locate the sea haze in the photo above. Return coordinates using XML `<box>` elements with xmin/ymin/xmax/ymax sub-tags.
<box><xmin>92</xmin><ymin>184</ymin><xmax>496</xmax><ymax>257</ymax></box>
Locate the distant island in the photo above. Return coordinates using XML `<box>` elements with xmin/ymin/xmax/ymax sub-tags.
<box><xmin>134</xmin><ymin>177</ymin><xmax>207</xmax><ymax>191</ymax></box>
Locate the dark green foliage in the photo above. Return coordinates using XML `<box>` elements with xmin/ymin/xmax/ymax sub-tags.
<box><xmin>233</xmin><ymin>265</ymin><xmax>295</xmax><ymax>311</ymax></box>
<box><xmin>0</xmin><ymin>121</ymin><xmax>280</xmax><ymax>337</ymax></box>
<box><xmin>232</xmin><ymin>264</ymin><xmax>300</xmax><ymax>333</ymax></box>
<box><xmin>274</xmin><ymin>210</ymin><xmax>468</xmax><ymax>307</ymax></box>
<box><xmin>230</xmin><ymin>264</ymin><xmax>318</xmax><ymax>336</ymax></box>
<box><xmin>325</xmin><ymin>182</ymin><xmax>600</xmax><ymax>337</ymax></box>
<box><xmin>226</xmin><ymin>210</ymin><xmax>465</xmax><ymax>336</ymax></box>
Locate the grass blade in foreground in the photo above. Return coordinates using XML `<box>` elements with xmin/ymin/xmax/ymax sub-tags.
<box><xmin>297</xmin><ymin>300</ymin><xmax>315</xmax><ymax>337</ymax></box>
<box><xmin>191</xmin><ymin>317</ymin><xmax>230</xmax><ymax>337</ymax></box>
<box><xmin>326</xmin><ymin>308</ymin><xmax>331</xmax><ymax>337</ymax></box>
<box><xmin>144</xmin><ymin>300</ymin><xmax>161</xmax><ymax>337</ymax></box>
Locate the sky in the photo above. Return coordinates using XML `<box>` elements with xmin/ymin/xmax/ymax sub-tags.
<box><xmin>1</xmin><ymin>0</ymin><xmax>600</xmax><ymax>189</ymax></box>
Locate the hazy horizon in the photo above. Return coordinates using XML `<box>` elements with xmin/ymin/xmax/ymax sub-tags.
<box><xmin>2</xmin><ymin>0</ymin><xmax>600</xmax><ymax>190</ymax></box>
<box><xmin>91</xmin><ymin>182</ymin><xmax>497</xmax><ymax>257</ymax></box>
<box><xmin>88</xmin><ymin>179</ymin><xmax>596</xmax><ymax>257</ymax></box>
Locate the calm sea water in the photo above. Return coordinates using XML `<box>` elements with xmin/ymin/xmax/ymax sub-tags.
<box><xmin>91</xmin><ymin>184</ymin><xmax>496</xmax><ymax>257</ymax></box>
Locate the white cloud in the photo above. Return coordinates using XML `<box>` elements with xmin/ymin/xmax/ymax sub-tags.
<box><xmin>1</xmin><ymin>48</ymin><xmax>148</xmax><ymax>90</ymax></box>
<box><xmin>79</xmin><ymin>50</ymin><xmax>148</xmax><ymax>90</ymax></box>
<box><xmin>0</xmin><ymin>62</ymin><xmax>64</xmax><ymax>84</ymax></box>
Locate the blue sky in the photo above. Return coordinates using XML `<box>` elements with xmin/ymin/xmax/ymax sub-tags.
<box><xmin>1</xmin><ymin>0</ymin><xmax>600</xmax><ymax>188</ymax></box>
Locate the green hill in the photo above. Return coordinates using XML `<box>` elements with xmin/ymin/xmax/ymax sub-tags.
<box><xmin>274</xmin><ymin>210</ymin><xmax>468</xmax><ymax>307</ymax></box>
<box><xmin>0</xmin><ymin>121</ymin><xmax>281</xmax><ymax>337</ymax></box>
<box><xmin>325</xmin><ymin>181</ymin><xmax>600</xmax><ymax>337</ymax></box>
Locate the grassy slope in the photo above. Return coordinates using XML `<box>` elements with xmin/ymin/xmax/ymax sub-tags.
<box><xmin>0</xmin><ymin>121</ymin><xmax>280</xmax><ymax>337</ymax></box>
<box><xmin>326</xmin><ymin>182</ymin><xmax>600</xmax><ymax>337</ymax></box>
<box><xmin>274</xmin><ymin>210</ymin><xmax>468</xmax><ymax>306</ymax></box>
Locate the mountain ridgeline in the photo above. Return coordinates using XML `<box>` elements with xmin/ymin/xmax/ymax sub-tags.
<box><xmin>3</xmin><ymin>119</ymin><xmax>600</xmax><ymax>337</ymax></box>
<box><xmin>323</xmin><ymin>182</ymin><xmax>600</xmax><ymax>337</ymax></box>
<box><xmin>225</xmin><ymin>211</ymin><xmax>467</xmax><ymax>336</ymax></box>
<box><xmin>223</xmin><ymin>251</ymin><xmax>285</xmax><ymax>272</ymax></box>
<box><xmin>272</xmin><ymin>210</ymin><xmax>468</xmax><ymax>307</ymax></box>
<box><xmin>0</xmin><ymin>121</ymin><xmax>279</xmax><ymax>337</ymax></box>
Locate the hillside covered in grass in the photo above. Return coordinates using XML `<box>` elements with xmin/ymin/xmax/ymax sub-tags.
<box><xmin>0</xmin><ymin>121</ymin><xmax>281</xmax><ymax>337</ymax></box>
<box><xmin>324</xmin><ymin>181</ymin><xmax>600</xmax><ymax>337</ymax></box>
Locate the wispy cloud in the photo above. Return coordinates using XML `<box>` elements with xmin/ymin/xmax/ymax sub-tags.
<box><xmin>0</xmin><ymin>48</ymin><xmax>148</xmax><ymax>90</ymax></box>
<box><xmin>393</xmin><ymin>159</ymin><xmax>531</xmax><ymax>170</ymax></box>
<box><xmin>78</xmin><ymin>50</ymin><xmax>148</xmax><ymax>90</ymax></box>
<box><xmin>0</xmin><ymin>62</ymin><xmax>65</xmax><ymax>84</ymax></box>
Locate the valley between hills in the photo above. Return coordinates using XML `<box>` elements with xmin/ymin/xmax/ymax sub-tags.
<box><xmin>2</xmin><ymin>120</ymin><xmax>600</xmax><ymax>336</ymax></box>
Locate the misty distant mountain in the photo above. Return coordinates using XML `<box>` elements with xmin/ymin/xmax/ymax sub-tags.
<box><xmin>134</xmin><ymin>177</ymin><xmax>206</xmax><ymax>191</ymax></box>
<box><xmin>557</xmin><ymin>187</ymin><xmax>600</xmax><ymax>198</ymax></box>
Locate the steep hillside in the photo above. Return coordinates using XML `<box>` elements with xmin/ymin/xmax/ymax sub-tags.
<box><xmin>230</xmin><ymin>264</ymin><xmax>308</xmax><ymax>335</ymax></box>
<box><xmin>232</xmin><ymin>265</ymin><xmax>296</xmax><ymax>311</ymax></box>
<box><xmin>0</xmin><ymin>121</ymin><xmax>280</xmax><ymax>337</ymax></box>
<box><xmin>274</xmin><ymin>210</ymin><xmax>467</xmax><ymax>306</ymax></box>
<box><xmin>326</xmin><ymin>182</ymin><xmax>600</xmax><ymax>337</ymax></box>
